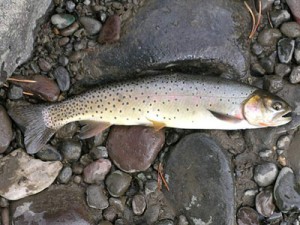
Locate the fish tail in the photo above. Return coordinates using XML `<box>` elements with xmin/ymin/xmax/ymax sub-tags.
<box><xmin>8</xmin><ymin>104</ymin><xmax>56</xmax><ymax>154</ymax></box>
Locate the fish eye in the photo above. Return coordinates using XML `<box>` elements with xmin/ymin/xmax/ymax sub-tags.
<box><xmin>272</xmin><ymin>102</ymin><xmax>283</xmax><ymax>111</ymax></box>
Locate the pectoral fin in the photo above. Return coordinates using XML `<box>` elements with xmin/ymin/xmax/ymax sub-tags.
<box><xmin>208</xmin><ymin>110</ymin><xmax>242</xmax><ymax>123</ymax></box>
<box><xmin>146</xmin><ymin>118</ymin><xmax>166</xmax><ymax>131</ymax></box>
<box><xmin>79</xmin><ymin>121</ymin><xmax>111</xmax><ymax>139</ymax></box>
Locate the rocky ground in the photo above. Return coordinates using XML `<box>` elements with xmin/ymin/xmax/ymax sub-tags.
<box><xmin>1</xmin><ymin>0</ymin><xmax>300</xmax><ymax>224</ymax></box>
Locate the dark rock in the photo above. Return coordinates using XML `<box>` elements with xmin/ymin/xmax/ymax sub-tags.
<box><xmin>290</xmin><ymin>66</ymin><xmax>300</xmax><ymax>84</ymax></box>
<box><xmin>106</xmin><ymin>126</ymin><xmax>165</xmax><ymax>173</ymax></box>
<box><xmin>270</xmin><ymin>10</ymin><xmax>291</xmax><ymax>28</ymax></box>
<box><xmin>83</xmin><ymin>159</ymin><xmax>111</xmax><ymax>184</ymax></box>
<box><xmin>132</xmin><ymin>194</ymin><xmax>147</xmax><ymax>215</ymax></box>
<box><xmin>105</xmin><ymin>170</ymin><xmax>132</xmax><ymax>197</ymax></box>
<box><xmin>103</xmin><ymin>206</ymin><xmax>117</xmax><ymax>221</ymax></box>
<box><xmin>60</xmin><ymin>21</ymin><xmax>79</xmax><ymax>36</ymax></box>
<box><xmin>72</xmin><ymin>163</ymin><xmax>84</xmax><ymax>175</ymax></box>
<box><xmin>82</xmin><ymin>0</ymin><xmax>251</xmax><ymax>84</ymax></box>
<box><xmin>0</xmin><ymin>105</ymin><xmax>12</xmax><ymax>153</ymax></box>
<box><xmin>36</xmin><ymin>145</ymin><xmax>62</xmax><ymax>161</ymax></box>
<box><xmin>278</xmin><ymin>38</ymin><xmax>295</xmax><ymax>64</ymax></box>
<box><xmin>58</xmin><ymin>166</ymin><xmax>72</xmax><ymax>184</ymax></box>
<box><xmin>59</xmin><ymin>140</ymin><xmax>82</xmax><ymax>162</ymax></box>
<box><xmin>255</xmin><ymin>189</ymin><xmax>275</xmax><ymax>217</ymax></box>
<box><xmin>295</xmin><ymin>38</ymin><xmax>300</xmax><ymax>64</ymax></box>
<box><xmin>0</xmin><ymin>0</ymin><xmax>51</xmax><ymax>78</ymax></box>
<box><xmin>69</xmin><ymin>50</ymin><xmax>85</xmax><ymax>62</ymax></box>
<box><xmin>257</xmin><ymin>28</ymin><xmax>282</xmax><ymax>47</ymax></box>
<box><xmin>259</xmin><ymin>52</ymin><xmax>276</xmax><ymax>74</ymax></box>
<box><xmin>274</xmin><ymin>167</ymin><xmax>300</xmax><ymax>212</ymax></box>
<box><xmin>251</xmin><ymin>43</ymin><xmax>264</xmax><ymax>56</ymax></box>
<box><xmin>277</xmin><ymin>80</ymin><xmax>300</xmax><ymax>115</ymax></box>
<box><xmin>275</xmin><ymin>63</ymin><xmax>291</xmax><ymax>77</ymax></box>
<box><xmin>80</xmin><ymin>154</ymin><xmax>93</xmax><ymax>166</ymax></box>
<box><xmin>1</xmin><ymin>207</ymin><xmax>9</xmax><ymax>225</ymax></box>
<box><xmin>11</xmin><ymin>185</ymin><xmax>101</xmax><ymax>224</ymax></box>
<box><xmin>251</xmin><ymin>63</ymin><xmax>266</xmax><ymax>76</ymax></box>
<box><xmin>58</xmin><ymin>37</ymin><xmax>70</xmax><ymax>46</ymax></box>
<box><xmin>38</xmin><ymin>58</ymin><xmax>52</xmax><ymax>72</ymax></box>
<box><xmin>264</xmin><ymin>75</ymin><xmax>283</xmax><ymax>93</ymax></box>
<box><xmin>236</xmin><ymin>207</ymin><xmax>260</xmax><ymax>225</ymax></box>
<box><xmin>53</xmin><ymin>66</ymin><xmax>70</xmax><ymax>91</ymax></box>
<box><xmin>79</xmin><ymin>17</ymin><xmax>102</xmax><ymax>35</ymax></box>
<box><xmin>280</xmin><ymin>22</ymin><xmax>300</xmax><ymax>38</ymax></box>
<box><xmin>51</xmin><ymin>14</ymin><xmax>75</xmax><ymax>29</ymax></box>
<box><xmin>253</xmin><ymin>162</ymin><xmax>278</xmax><ymax>187</ymax></box>
<box><xmin>55</xmin><ymin>122</ymin><xmax>78</xmax><ymax>139</ymax></box>
<box><xmin>286</xmin><ymin>0</ymin><xmax>300</xmax><ymax>24</ymax></box>
<box><xmin>8</xmin><ymin>85</ymin><xmax>23</xmax><ymax>100</ymax></box>
<box><xmin>90</xmin><ymin>146</ymin><xmax>108</xmax><ymax>160</ymax></box>
<box><xmin>164</xmin><ymin>133</ymin><xmax>234</xmax><ymax>225</ymax></box>
<box><xmin>58</xmin><ymin>55</ymin><xmax>69</xmax><ymax>66</ymax></box>
<box><xmin>98</xmin><ymin>15</ymin><xmax>121</xmax><ymax>44</ymax></box>
<box><xmin>86</xmin><ymin>185</ymin><xmax>109</xmax><ymax>209</ymax></box>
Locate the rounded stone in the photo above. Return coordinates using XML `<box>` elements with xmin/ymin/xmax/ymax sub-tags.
<box><xmin>270</xmin><ymin>10</ymin><xmax>291</xmax><ymax>28</ymax></box>
<box><xmin>253</xmin><ymin>162</ymin><xmax>278</xmax><ymax>187</ymax></box>
<box><xmin>90</xmin><ymin>146</ymin><xmax>108</xmax><ymax>160</ymax></box>
<box><xmin>60</xmin><ymin>22</ymin><xmax>79</xmax><ymax>36</ymax></box>
<box><xmin>106</xmin><ymin>126</ymin><xmax>165</xmax><ymax>173</ymax></box>
<box><xmin>66</xmin><ymin>1</ymin><xmax>76</xmax><ymax>12</ymax></box>
<box><xmin>58</xmin><ymin>166</ymin><xmax>72</xmax><ymax>184</ymax></box>
<box><xmin>0</xmin><ymin>106</ymin><xmax>13</xmax><ymax>153</ymax></box>
<box><xmin>53</xmin><ymin>66</ymin><xmax>70</xmax><ymax>91</ymax></box>
<box><xmin>290</xmin><ymin>66</ymin><xmax>300</xmax><ymax>84</ymax></box>
<box><xmin>79</xmin><ymin>17</ymin><xmax>102</xmax><ymax>35</ymax></box>
<box><xmin>105</xmin><ymin>170</ymin><xmax>132</xmax><ymax>197</ymax></box>
<box><xmin>278</xmin><ymin>38</ymin><xmax>295</xmax><ymax>64</ymax></box>
<box><xmin>132</xmin><ymin>194</ymin><xmax>146</xmax><ymax>215</ymax></box>
<box><xmin>237</xmin><ymin>207</ymin><xmax>259</xmax><ymax>225</ymax></box>
<box><xmin>103</xmin><ymin>206</ymin><xmax>117</xmax><ymax>221</ymax></box>
<box><xmin>51</xmin><ymin>14</ymin><xmax>75</xmax><ymax>29</ymax></box>
<box><xmin>38</xmin><ymin>58</ymin><xmax>52</xmax><ymax>72</ymax></box>
<box><xmin>36</xmin><ymin>145</ymin><xmax>62</xmax><ymax>161</ymax></box>
<box><xmin>276</xmin><ymin>135</ymin><xmax>291</xmax><ymax>149</ymax></box>
<box><xmin>275</xmin><ymin>63</ymin><xmax>291</xmax><ymax>77</ymax></box>
<box><xmin>280</xmin><ymin>22</ymin><xmax>300</xmax><ymax>38</ymax></box>
<box><xmin>59</xmin><ymin>140</ymin><xmax>82</xmax><ymax>162</ymax></box>
<box><xmin>255</xmin><ymin>189</ymin><xmax>275</xmax><ymax>217</ymax></box>
<box><xmin>83</xmin><ymin>159</ymin><xmax>111</xmax><ymax>184</ymax></box>
<box><xmin>86</xmin><ymin>185</ymin><xmax>109</xmax><ymax>209</ymax></box>
<box><xmin>58</xmin><ymin>56</ymin><xmax>69</xmax><ymax>66</ymax></box>
<box><xmin>257</xmin><ymin>28</ymin><xmax>282</xmax><ymax>47</ymax></box>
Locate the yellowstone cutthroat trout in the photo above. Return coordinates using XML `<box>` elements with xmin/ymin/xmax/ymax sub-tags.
<box><xmin>9</xmin><ymin>74</ymin><xmax>292</xmax><ymax>154</ymax></box>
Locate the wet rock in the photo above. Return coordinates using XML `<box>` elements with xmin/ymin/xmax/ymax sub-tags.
<box><xmin>251</xmin><ymin>43</ymin><xmax>264</xmax><ymax>56</ymax></box>
<box><xmin>11</xmin><ymin>185</ymin><xmax>100</xmax><ymax>224</ymax></box>
<box><xmin>79</xmin><ymin>17</ymin><xmax>102</xmax><ymax>35</ymax></box>
<box><xmin>59</xmin><ymin>140</ymin><xmax>82</xmax><ymax>162</ymax></box>
<box><xmin>83</xmin><ymin>159</ymin><xmax>111</xmax><ymax>184</ymax></box>
<box><xmin>106</xmin><ymin>170</ymin><xmax>132</xmax><ymax>197</ymax></box>
<box><xmin>132</xmin><ymin>194</ymin><xmax>147</xmax><ymax>215</ymax></box>
<box><xmin>253</xmin><ymin>162</ymin><xmax>278</xmax><ymax>187</ymax></box>
<box><xmin>286</xmin><ymin>0</ymin><xmax>300</xmax><ymax>24</ymax></box>
<box><xmin>0</xmin><ymin>0</ymin><xmax>51</xmax><ymax>79</ymax></box>
<box><xmin>38</xmin><ymin>58</ymin><xmax>52</xmax><ymax>72</ymax></box>
<box><xmin>98</xmin><ymin>15</ymin><xmax>121</xmax><ymax>44</ymax></box>
<box><xmin>164</xmin><ymin>133</ymin><xmax>234</xmax><ymax>225</ymax></box>
<box><xmin>264</xmin><ymin>75</ymin><xmax>283</xmax><ymax>93</ymax></box>
<box><xmin>83</xmin><ymin>0</ymin><xmax>251</xmax><ymax>83</ymax></box>
<box><xmin>60</xmin><ymin>21</ymin><xmax>79</xmax><ymax>36</ymax></box>
<box><xmin>286</xmin><ymin>130</ymin><xmax>300</xmax><ymax>181</ymax></box>
<box><xmin>53</xmin><ymin>66</ymin><xmax>70</xmax><ymax>91</ymax></box>
<box><xmin>280</xmin><ymin>22</ymin><xmax>300</xmax><ymax>38</ymax></box>
<box><xmin>278</xmin><ymin>38</ymin><xmax>295</xmax><ymax>64</ymax></box>
<box><xmin>58</xmin><ymin>166</ymin><xmax>72</xmax><ymax>184</ymax></box>
<box><xmin>0</xmin><ymin>105</ymin><xmax>12</xmax><ymax>153</ymax></box>
<box><xmin>86</xmin><ymin>185</ymin><xmax>109</xmax><ymax>209</ymax></box>
<box><xmin>255</xmin><ymin>189</ymin><xmax>275</xmax><ymax>217</ymax></box>
<box><xmin>274</xmin><ymin>167</ymin><xmax>300</xmax><ymax>212</ymax></box>
<box><xmin>257</xmin><ymin>28</ymin><xmax>282</xmax><ymax>47</ymax></box>
<box><xmin>275</xmin><ymin>63</ymin><xmax>291</xmax><ymax>77</ymax></box>
<box><xmin>290</xmin><ymin>66</ymin><xmax>300</xmax><ymax>84</ymax></box>
<box><xmin>237</xmin><ymin>207</ymin><xmax>260</xmax><ymax>225</ymax></box>
<box><xmin>36</xmin><ymin>145</ymin><xmax>62</xmax><ymax>161</ymax></box>
<box><xmin>51</xmin><ymin>14</ymin><xmax>75</xmax><ymax>29</ymax></box>
<box><xmin>0</xmin><ymin>149</ymin><xmax>62</xmax><ymax>200</ymax></box>
<box><xmin>106</xmin><ymin>126</ymin><xmax>165</xmax><ymax>173</ymax></box>
<box><xmin>270</xmin><ymin>10</ymin><xmax>291</xmax><ymax>28</ymax></box>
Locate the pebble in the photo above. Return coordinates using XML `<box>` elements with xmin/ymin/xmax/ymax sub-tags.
<box><xmin>132</xmin><ymin>194</ymin><xmax>147</xmax><ymax>215</ymax></box>
<box><xmin>80</xmin><ymin>154</ymin><xmax>93</xmax><ymax>166</ymax></box>
<box><xmin>8</xmin><ymin>85</ymin><xmax>23</xmax><ymax>100</ymax></box>
<box><xmin>86</xmin><ymin>185</ymin><xmax>109</xmax><ymax>209</ymax></box>
<box><xmin>90</xmin><ymin>146</ymin><xmax>108</xmax><ymax>160</ymax></box>
<box><xmin>236</xmin><ymin>207</ymin><xmax>260</xmax><ymax>225</ymax></box>
<box><xmin>60</xmin><ymin>21</ymin><xmax>79</xmax><ymax>36</ymax></box>
<box><xmin>58</xmin><ymin>55</ymin><xmax>69</xmax><ymax>66</ymax></box>
<box><xmin>295</xmin><ymin>38</ymin><xmax>300</xmax><ymax>64</ymax></box>
<box><xmin>251</xmin><ymin>43</ymin><xmax>263</xmax><ymax>56</ymax></box>
<box><xmin>105</xmin><ymin>170</ymin><xmax>132</xmax><ymax>197</ymax></box>
<box><xmin>144</xmin><ymin>204</ymin><xmax>160</xmax><ymax>224</ymax></box>
<box><xmin>253</xmin><ymin>162</ymin><xmax>278</xmax><ymax>187</ymax></box>
<box><xmin>51</xmin><ymin>14</ymin><xmax>75</xmax><ymax>29</ymax></box>
<box><xmin>286</xmin><ymin>0</ymin><xmax>300</xmax><ymax>24</ymax></box>
<box><xmin>290</xmin><ymin>66</ymin><xmax>300</xmax><ymax>84</ymax></box>
<box><xmin>58</xmin><ymin>166</ymin><xmax>72</xmax><ymax>184</ymax></box>
<box><xmin>79</xmin><ymin>17</ymin><xmax>102</xmax><ymax>35</ymax></box>
<box><xmin>59</xmin><ymin>140</ymin><xmax>82</xmax><ymax>162</ymax></box>
<box><xmin>36</xmin><ymin>145</ymin><xmax>62</xmax><ymax>161</ymax></box>
<box><xmin>73</xmin><ymin>175</ymin><xmax>82</xmax><ymax>184</ymax></box>
<box><xmin>270</xmin><ymin>10</ymin><xmax>291</xmax><ymax>28</ymax></box>
<box><xmin>0</xmin><ymin>106</ymin><xmax>12</xmax><ymax>153</ymax></box>
<box><xmin>69</xmin><ymin>50</ymin><xmax>85</xmax><ymax>62</ymax></box>
<box><xmin>275</xmin><ymin>63</ymin><xmax>291</xmax><ymax>77</ymax></box>
<box><xmin>259</xmin><ymin>52</ymin><xmax>276</xmax><ymax>74</ymax></box>
<box><xmin>83</xmin><ymin>159</ymin><xmax>111</xmax><ymax>184</ymax></box>
<box><xmin>277</xmin><ymin>135</ymin><xmax>292</xmax><ymax>149</ymax></box>
<box><xmin>257</xmin><ymin>28</ymin><xmax>282</xmax><ymax>47</ymax></box>
<box><xmin>66</xmin><ymin>1</ymin><xmax>76</xmax><ymax>12</ymax></box>
<box><xmin>0</xmin><ymin>149</ymin><xmax>62</xmax><ymax>200</ymax></box>
<box><xmin>53</xmin><ymin>66</ymin><xmax>70</xmax><ymax>91</ymax></box>
<box><xmin>55</xmin><ymin>122</ymin><xmax>78</xmax><ymax>139</ymax></box>
<box><xmin>278</xmin><ymin>38</ymin><xmax>295</xmax><ymax>63</ymax></box>
<box><xmin>264</xmin><ymin>75</ymin><xmax>283</xmax><ymax>93</ymax></box>
<box><xmin>72</xmin><ymin>162</ymin><xmax>83</xmax><ymax>174</ymax></box>
<box><xmin>103</xmin><ymin>206</ymin><xmax>117</xmax><ymax>221</ymax></box>
<box><xmin>255</xmin><ymin>189</ymin><xmax>275</xmax><ymax>217</ymax></box>
<box><xmin>38</xmin><ymin>58</ymin><xmax>52</xmax><ymax>72</ymax></box>
<box><xmin>106</xmin><ymin>126</ymin><xmax>165</xmax><ymax>173</ymax></box>
<box><xmin>98</xmin><ymin>15</ymin><xmax>121</xmax><ymax>44</ymax></box>
<box><xmin>251</xmin><ymin>63</ymin><xmax>265</xmax><ymax>76</ymax></box>
<box><xmin>58</xmin><ymin>37</ymin><xmax>70</xmax><ymax>46</ymax></box>
<box><xmin>280</xmin><ymin>22</ymin><xmax>300</xmax><ymax>38</ymax></box>
<box><xmin>274</xmin><ymin>167</ymin><xmax>300</xmax><ymax>212</ymax></box>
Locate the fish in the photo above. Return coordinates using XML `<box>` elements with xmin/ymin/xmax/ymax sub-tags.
<box><xmin>8</xmin><ymin>74</ymin><xmax>292</xmax><ymax>154</ymax></box>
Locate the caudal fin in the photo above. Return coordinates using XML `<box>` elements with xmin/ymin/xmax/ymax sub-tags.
<box><xmin>8</xmin><ymin>104</ymin><xmax>56</xmax><ymax>154</ymax></box>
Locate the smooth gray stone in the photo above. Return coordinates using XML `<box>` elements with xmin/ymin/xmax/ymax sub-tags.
<box><xmin>0</xmin><ymin>0</ymin><xmax>51</xmax><ymax>82</ymax></box>
<box><xmin>164</xmin><ymin>133</ymin><xmax>234</xmax><ymax>225</ymax></box>
<box><xmin>82</xmin><ymin>0</ymin><xmax>250</xmax><ymax>84</ymax></box>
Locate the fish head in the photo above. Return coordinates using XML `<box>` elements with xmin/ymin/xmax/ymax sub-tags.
<box><xmin>243</xmin><ymin>90</ymin><xmax>292</xmax><ymax>127</ymax></box>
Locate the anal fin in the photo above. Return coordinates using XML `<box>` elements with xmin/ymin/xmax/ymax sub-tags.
<box><xmin>208</xmin><ymin>110</ymin><xmax>242</xmax><ymax>124</ymax></box>
<box><xmin>146</xmin><ymin>118</ymin><xmax>166</xmax><ymax>131</ymax></box>
<box><xmin>79</xmin><ymin>121</ymin><xmax>111</xmax><ymax>139</ymax></box>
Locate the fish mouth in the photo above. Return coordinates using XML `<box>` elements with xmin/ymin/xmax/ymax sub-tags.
<box><xmin>274</xmin><ymin>109</ymin><xmax>293</xmax><ymax>125</ymax></box>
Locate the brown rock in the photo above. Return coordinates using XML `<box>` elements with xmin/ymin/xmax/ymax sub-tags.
<box><xmin>0</xmin><ymin>105</ymin><xmax>13</xmax><ymax>153</ymax></box>
<box><xmin>106</xmin><ymin>126</ymin><xmax>165</xmax><ymax>173</ymax></box>
<box><xmin>98</xmin><ymin>15</ymin><xmax>121</xmax><ymax>44</ymax></box>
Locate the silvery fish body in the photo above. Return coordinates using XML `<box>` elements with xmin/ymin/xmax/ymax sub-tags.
<box><xmin>9</xmin><ymin>74</ymin><xmax>292</xmax><ymax>154</ymax></box>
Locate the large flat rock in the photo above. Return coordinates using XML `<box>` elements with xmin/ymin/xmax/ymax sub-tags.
<box><xmin>82</xmin><ymin>0</ymin><xmax>251</xmax><ymax>84</ymax></box>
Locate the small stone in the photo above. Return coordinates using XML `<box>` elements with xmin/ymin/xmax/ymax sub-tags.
<box><xmin>8</xmin><ymin>85</ymin><xmax>23</xmax><ymax>100</ymax></box>
<box><xmin>58</xmin><ymin>56</ymin><xmax>69</xmax><ymax>66</ymax></box>
<box><xmin>270</xmin><ymin>10</ymin><xmax>291</xmax><ymax>28</ymax></box>
<box><xmin>132</xmin><ymin>194</ymin><xmax>146</xmax><ymax>215</ymax></box>
<box><xmin>55</xmin><ymin>122</ymin><xmax>78</xmax><ymax>139</ymax></box>
<box><xmin>72</xmin><ymin>163</ymin><xmax>84</xmax><ymax>174</ymax></box>
<box><xmin>264</xmin><ymin>75</ymin><xmax>283</xmax><ymax>93</ymax></box>
<box><xmin>79</xmin><ymin>17</ymin><xmax>102</xmax><ymax>35</ymax></box>
<box><xmin>59</xmin><ymin>140</ymin><xmax>82</xmax><ymax>162</ymax></box>
<box><xmin>145</xmin><ymin>180</ymin><xmax>158</xmax><ymax>195</ymax></box>
<box><xmin>73</xmin><ymin>175</ymin><xmax>82</xmax><ymax>184</ymax></box>
<box><xmin>251</xmin><ymin>43</ymin><xmax>264</xmax><ymax>56</ymax></box>
<box><xmin>286</xmin><ymin>0</ymin><xmax>300</xmax><ymax>24</ymax></box>
<box><xmin>51</xmin><ymin>14</ymin><xmax>75</xmax><ymax>29</ymax></box>
<box><xmin>253</xmin><ymin>162</ymin><xmax>278</xmax><ymax>187</ymax></box>
<box><xmin>259</xmin><ymin>149</ymin><xmax>273</xmax><ymax>158</ymax></box>
<box><xmin>155</xmin><ymin>219</ymin><xmax>174</xmax><ymax>225</ymax></box>
<box><xmin>105</xmin><ymin>170</ymin><xmax>132</xmax><ymax>197</ymax></box>
<box><xmin>58</xmin><ymin>166</ymin><xmax>72</xmax><ymax>184</ymax></box>
<box><xmin>86</xmin><ymin>185</ymin><xmax>109</xmax><ymax>209</ymax></box>
<box><xmin>103</xmin><ymin>206</ymin><xmax>117</xmax><ymax>221</ymax></box>
<box><xmin>80</xmin><ymin>154</ymin><xmax>93</xmax><ymax>166</ymax></box>
<box><xmin>69</xmin><ymin>51</ymin><xmax>84</xmax><ymax>62</ymax></box>
<box><xmin>38</xmin><ymin>58</ymin><xmax>52</xmax><ymax>72</ymax></box>
<box><xmin>267</xmin><ymin>212</ymin><xmax>283</xmax><ymax>223</ymax></box>
<box><xmin>251</xmin><ymin>63</ymin><xmax>266</xmax><ymax>76</ymax></box>
<box><xmin>255</xmin><ymin>189</ymin><xmax>275</xmax><ymax>217</ymax></box>
<box><xmin>295</xmin><ymin>39</ymin><xmax>300</xmax><ymax>64</ymax></box>
<box><xmin>0</xmin><ymin>149</ymin><xmax>62</xmax><ymax>200</ymax></box>
<box><xmin>259</xmin><ymin>52</ymin><xmax>276</xmax><ymax>74</ymax></box>
<box><xmin>280</xmin><ymin>22</ymin><xmax>300</xmax><ymax>38</ymax></box>
<box><xmin>36</xmin><ymin>145</ymin><xmax>62</xmax><ymax>161</ymax></box>
<box><xmin>290</xmin><ymin>66</ymin><xmax>300</xmax><ymax>84</ymax></box>
<box><xmin>99</xmin><ymin>12</ymin><xmax>107</xmax><ymax>23</ymax></box>
<box><xmin>74</xmin><ymin>40</ymin><xmax>87</xmax><ymax>51</ymax></box>
<box><xmin>98</xmin><ymin>15</ymin><xmax>121</xmax><ymax>44</ymax></box>
<box><xmin>83</xmin><ymin>159</ymin><xmax>111</xmax><ymax>184</ymax></box>
<box><xmin>257</xmin><ymin>28</ymin><xmax>282</xmax><ymax>47</ymax></box>
<box><xmin>237</xmin><ymin>207</ymin><xmax>260</xmax><ymax>225</ymax></box>
<box><xmin>58</xmin><ymin>37</ymin><xmax>70</xmax><ymax>46</ymax></box>
<box><xmin>275</xmin><ymin>63</ymin><xmax>291</xmax><ymax>77</ymax></box>
<box><xmin>277</xmin><ymin>134</ymin><xmax>291</xmax><ymax>149</ymax></box>
<box><xmin>0</xmin><ymin>106</ymin><xmax>13</xmax><ymax>153</ymax></box>
<box><xmin>66</xmin><ymin>1</ymin><xmax>76</xmax><ymax>12</ymax></box>
<box><xmin>278</xmin><ymin>38</ymin><xmax>295</xmax><ymax>63</ymax></box>
<box><xmin>53</xmin><ymin>66</ymin><xmax>70</xmax><ymax>91</ymax></box>
<box><xmin>109</xmin><ymin>197</ymin><xmax>125</xmax><ymax>213</ymax></box>
<box><xmin>90</xmin><ymin>146</ymin><xmax>108</xmax><ymax>160</ymax></box>
<box><xmin>60</xmin><ymin>21</ymin><xmax>79</xmax><ymax>36</ymax></box>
